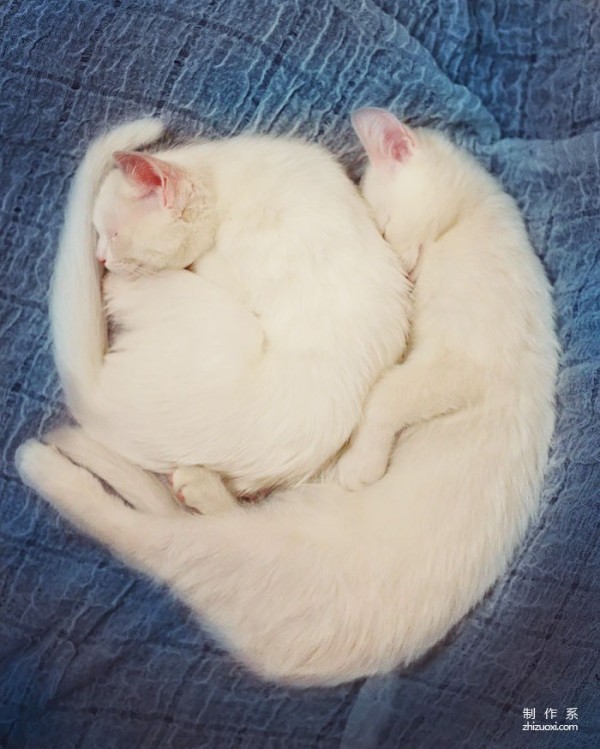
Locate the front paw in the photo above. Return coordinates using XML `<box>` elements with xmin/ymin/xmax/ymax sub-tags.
<box><xmin>171</xmin><ymin>465</ymin><xmax>236</xmax><ymax>515</ymax></box>
<box><xmin>335</xmin><ymin>432</ymin><xmax>391</xmax><ymax>491</ymax></box>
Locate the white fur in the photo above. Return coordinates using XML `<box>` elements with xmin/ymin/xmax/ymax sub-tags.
<box><xmin>46</xmin><ymin>426</ymin><xmax>176</xmax><ymax>514</ymax></box>
<box><xmin>337</xmin><ymin>109</ymin><xmax>557</xmax><ymax>489</ymax></box>
<box><xmin>16</xmin><ymin>113</ymin><xmax>557</xmax><ymax>686</ymax></box>
<box><xmin>52</xmin><ymin>120</ymin><xmax>411</xmax><ymax>493</ymax></box>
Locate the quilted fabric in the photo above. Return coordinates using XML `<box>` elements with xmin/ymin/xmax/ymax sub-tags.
<box><xmin>1</xmin><ymin>1</ymin><xmax>598</xmax><ymax>746</ymax></box>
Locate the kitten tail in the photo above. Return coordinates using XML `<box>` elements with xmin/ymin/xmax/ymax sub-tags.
<box><xmin>45</xmin><ymin>426</ymin><xmax>178</xmax><ymax>515</ymax></box>
<box><xmin>51</xmin><ymin>119</ymin><xmax>164</xmax><ymax>418</ymax></box>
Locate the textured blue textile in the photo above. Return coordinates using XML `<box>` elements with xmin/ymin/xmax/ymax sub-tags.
<box><xmin>1</xmin><ymin>1</ymin><xmax>599</xmax><ymax>746</ymax></box>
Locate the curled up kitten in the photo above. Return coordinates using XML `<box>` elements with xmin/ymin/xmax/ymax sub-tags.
<box><xmin>337</xmin><ymin>109</ymin><xmax>558</xmax><ymax>490</ymax></box>
<box><xmin>16</xmin><ymin>112</ymin><xmax>557</xmax><ymax>686</ymax></box>
<box><xmin>39</xmin><ymin>120</ymin><xmax>411</xmax><ymax>504</ymax></box>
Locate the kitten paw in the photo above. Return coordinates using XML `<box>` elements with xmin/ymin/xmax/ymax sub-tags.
<box><xmin>335</xmin><ymin>432</ymin><xmax>392</xmax><ymax>490</ymax></box>
<box><xmin>171</xmin><ymin>466</ymin><xmax>236</xmax><ymax>515</ymax></box>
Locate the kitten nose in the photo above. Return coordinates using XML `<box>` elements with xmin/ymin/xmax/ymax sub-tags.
<box><xmin>96</xmin><ymin>237</ymin><xmax>108</xmax><ymax>263</ymax></box>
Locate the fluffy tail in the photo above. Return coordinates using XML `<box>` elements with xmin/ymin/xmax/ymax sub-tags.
<box><xmin>51</xmin><ymin>119</ymin><xmax>165</xmax><ymax>418</ymax></box>
<box><xmin>16</xmin><ymin>426</ymin><xmax>538</xmax><ymax>686</ymax></box>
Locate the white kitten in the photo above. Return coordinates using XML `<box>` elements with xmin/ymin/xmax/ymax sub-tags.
<box><xmin>48</xmin><ymin>120</ymin><xmax>411</xmax><ymax>498</ymax></box>
<box><xmin>93</xmin><ymin>148</ymin><xmax>216</xmax><ymax>274</ymax></box>
<box><xmin>337</xmin><ymin>109</ymin><xmax>557</xmax><ymax>489</ymax></box>
<box><xmin>17</xmin><ymin>111</ymin><xmax>557</xmax><ymax>686</ymax></box>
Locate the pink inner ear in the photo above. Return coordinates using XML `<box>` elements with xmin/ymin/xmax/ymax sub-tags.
<box><xmin>113</xmin><ymin>152</ymin><xmax>186</xmax><ymax>210</ymax></box>
<box><xmin>113</xmin><ymin>152</ymin><xmax>162</xmax><ymax>193</ymax></box>
<box><xmin>351</xmin><ymin>108</ymin><xmax>415</xmax><ymax>168</ymax></box>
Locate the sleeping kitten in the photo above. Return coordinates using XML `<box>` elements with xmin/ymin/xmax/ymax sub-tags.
<box><xmin>39</xmin><ymin>120</ymin><xmax>411</xmax><ymax>504</ymax></box>
<box><xmin>17</xmin><ymin>111</ymin><xmax>557</xmax><ymax>686</ymax></box>
<box><xmin>337</xmin><ymin>108</ymin><xmax>558</xmax><ymax>490</ymax></box>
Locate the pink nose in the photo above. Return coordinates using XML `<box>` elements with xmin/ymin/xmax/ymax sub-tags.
<box><xmin>98</xmin><ymin>258</ymin><xmax>106</xmax><ymax>265</ymax></box>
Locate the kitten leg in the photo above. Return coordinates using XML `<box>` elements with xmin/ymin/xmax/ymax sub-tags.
<box><xmin>15</xmin><ymin>440</ymin><xmax>174</xmax><ymax>571</ymax></box>
<box><xmin>46</xmin><ymin>426</ymin><xmax>180</xmax><ymax>516</ymax></box>
<box><xmin>171</xmin><ymin>466</ymin><xmax>238</xmax><ymax>515</ymax></box>
<box><xmin>337</xmin><ymin>357</ymin><xmax>473</xmax><ymax>489</ymax></box>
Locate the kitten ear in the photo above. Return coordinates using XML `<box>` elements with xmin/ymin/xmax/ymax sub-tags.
<box><xmin>351</xmin><ymin>108</ymin><xmax>415</xmax><ymax>169</ymax></box>
<box><xmin>113</xmin><ymin>152</ymin><xmax>190</xmax><ymax>212</ymax></box>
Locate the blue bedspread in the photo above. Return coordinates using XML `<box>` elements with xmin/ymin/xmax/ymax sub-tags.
<box><xmin>1</xmin><ymin>1</ymin><xmax>598</xmax><ymax>746</ymax></box>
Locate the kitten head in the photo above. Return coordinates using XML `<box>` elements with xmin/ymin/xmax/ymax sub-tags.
<box><xmin>93</xmin><ymin>152</ymin><xmax>215</xmax><ymax>275</ymax></box>
<box><xmin>352</xmin><ymin>108</ymin><xmax>462</xmax><ymax>275</ymax></box>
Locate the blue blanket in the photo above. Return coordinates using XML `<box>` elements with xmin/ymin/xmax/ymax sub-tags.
<box><xmin>1</xmin><ymin>1</ymin><xmax>598</xmax><ymax>746</ymax></box>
